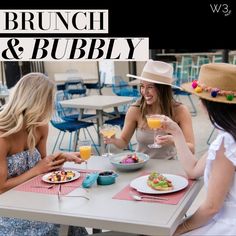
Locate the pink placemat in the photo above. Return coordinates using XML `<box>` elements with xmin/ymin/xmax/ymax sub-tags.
<box><xmin>14</xmin><ymin>168</ymin><xmax>96</xmax><ymax>195</ymax></box>
<box><xmin>113</xmin><ymin>172</ymin><xmax>194</xmax><ymax>205</ymax></box>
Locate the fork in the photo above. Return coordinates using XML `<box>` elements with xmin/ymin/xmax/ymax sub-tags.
<box><xmin>31</xmin><ymin>185</ymin><xmax>54</xmax><ymax>189</ymax></box>
<box><xmin>59</xmin><ymin>195</ymin><xmax>90</xmax><ymax>200</ymax></box>
<box><xmin>129</xmin><ymin>192</ymin><xmax>168</xmax><ymax>201</ymax></box>
<box><xmin>57</xmin><ymin>184</ymin><xmax>61</xmax><ymax>201</ymax></box>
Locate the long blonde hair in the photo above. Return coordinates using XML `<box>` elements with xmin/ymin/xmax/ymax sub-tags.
<box><xmin>0</xmin><ymin>72</ymin><xmax>55</xmax><ymax>151</ymax></box>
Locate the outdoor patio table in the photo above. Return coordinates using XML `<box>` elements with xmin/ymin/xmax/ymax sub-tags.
<box><xmin>0</xmin><ymin>157</ymin><xmax>203</xmax><ymax>236</ymax></box>
<box><xmin>54</xmin><ymin>73</ymin><xmax>98</xmax><ymax>85</ymax></box>
<box><xmin>60</xmin><ymin>95</ymin><xmax>134</xmax><ymax>153</ymax></box>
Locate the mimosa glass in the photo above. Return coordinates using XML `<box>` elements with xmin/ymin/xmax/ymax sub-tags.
<box><xmin>146</xmin><ymin>114</ymin><xmax>164</xmax><ymax>148</ymax></box>
<box><xmin>100</xmin><ymin>124</ymin><xmax>118</xmax><ymax>157</ymax></box>
<box><xmin>78</xmin><ymin>140</ymin><xmax>92</xmax><ymax>169</ymax></box>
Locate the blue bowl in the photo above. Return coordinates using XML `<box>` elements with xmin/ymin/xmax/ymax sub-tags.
<box><xmin>110</xmin><ymin>152</ymin><xmax>150</xmax><ymax>171</ymax></box>
<box><xmin>97</xmin><ymin>171</ymin><xmax>118</xmax><ymax>185</ymax></box>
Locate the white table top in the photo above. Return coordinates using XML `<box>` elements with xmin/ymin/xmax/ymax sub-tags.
<box><xmin>0</xmin><ymin>157</ymin><xmax>203</xmax><ymax>236</ymax></box>
<box><xmin>60</xmin><ymin>95</ymin><xmax>135</xmax><ymax>153</ymax></box>
<box><xmin>54</xmin><ymin>73</ymin><xmax>98</xmax><ymax>84</ymax></box>
<box><xmin>128</xmin><ymin>79</ymin><xmax>140</xmax><ymax>86</ymax></box>
<box><xmin>60</xmin><ymin>95</ymin><xmax>134</xmax><ymax>110</ymax></box>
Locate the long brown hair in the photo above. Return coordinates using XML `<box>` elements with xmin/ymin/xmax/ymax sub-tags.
<box><xmin>201</xmin><ymin>98</ymin><xmax>236</xmax><ymax>141</ymax></box>
<box><xmin>139</xmin><ymin>84</ymin><xmax>179</xmax><ymax>121</ymax></box>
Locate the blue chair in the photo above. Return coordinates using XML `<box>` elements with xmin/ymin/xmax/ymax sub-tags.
<box><xmin>56</xmin><ymin>91</ymin><xmax>94</xmax><ymax>122</ymax></box>
<box><xmin>104</xmin><ymin>112</ymin><xmax>135</xmax><ymax>151</ymax></box>
<box><xmin>172</xmin><ymin>72</ymin><xmax>197</xmax><ymax>117</ymax></box>
<box><xmin>112</xmin><ymin>76</ymin><xmax>140</xmax><ymax>97</ymax></box>
<box><xmin>207</xmin><ymin>127</ymin><xmax>216</xmax><ymax>145</ymax></box>
<box><xmin>112</xmin><ymin>76</ymin><xmax>140</xmax><ymax>113</ymax></box>
<box><xmin>64</xmin><ymin>79</ymin><xmax>87</xmax><ymax>97</ymax></box>
<box><xmin>50</xmin><ymin>103</ymin><xmax>99</xmax><ymax>154</ymax></box>
<box><xmin>172</xmin><ymin>88</ymin><xmax>197</xmax><ymax>116</ymax></box>
<box><xmin>105</xmin><ymin>113</ymin><xmax>126</xmax><ymax>128</ymax></box>
<box><xmin>84</xmin><ymin>71</ymin><xmax>105</xmax><ymax>95</ymax></box>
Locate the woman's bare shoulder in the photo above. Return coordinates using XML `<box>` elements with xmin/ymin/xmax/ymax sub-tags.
<box><xmin>174</xmin><ymin>103</ymin><xmax>192</xmax><ymax>122</ymax></box>
<box><xmin>0</xmin><ymin>137</ymin><xmax>10</xmax><ymax>156</ymax></box>
<box><xmin>174</xmin><ymin>103</ymin><xmax>190</xmax><ymax>115</ymax></box>
<box><xmin>128</xmin><ymin>103</ymin><xmax>141</xmax><ymax>116</ymax></box>
<box><xmin>37</xmin><ymin>124</ymin><xmax>49</xmax><ymax>137</ymax></box>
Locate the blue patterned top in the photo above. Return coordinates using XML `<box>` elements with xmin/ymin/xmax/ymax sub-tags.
<box><xmin>0</xmin><ymin>149</ymin><xmax>60</xmax><ymax>236</ymax></box>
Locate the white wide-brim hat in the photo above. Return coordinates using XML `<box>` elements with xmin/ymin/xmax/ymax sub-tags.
<box><xmin>127</xmin><ymin>60</ymin><xmax>181</xmax><ymax>89</ymax></box>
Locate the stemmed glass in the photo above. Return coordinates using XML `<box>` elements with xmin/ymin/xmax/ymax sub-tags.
<box><xmin>100</xmin><ymin>124</ymin><xmax>118</xmax><ymax>157</ymax></box>
<box><xmin>146</xmin><ymin>114</ymin><xmax>164</xmax><ymax>148</ymax></box>
<box><xmin>78</xmin><ymin>140</ymin><xmax>92</xmax><ymax>169</ymax></box>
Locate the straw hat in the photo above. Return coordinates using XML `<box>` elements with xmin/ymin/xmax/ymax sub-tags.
<box><xmin>127</xmin><ymin>60</ymin><xmax>180</xmax><ymax>89</ymax></box>
<box><xmin>181</xmin><ymin>63</ymin><xmax>236</xmax><ymax>104</ymax></box>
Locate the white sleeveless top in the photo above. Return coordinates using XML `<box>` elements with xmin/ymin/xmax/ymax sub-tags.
<box><xmin>183</xmin><ymin>129</ymin><xmax>236</xmax><ymax>235</ymax></box>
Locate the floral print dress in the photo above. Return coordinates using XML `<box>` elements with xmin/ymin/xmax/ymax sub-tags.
<box><xmin>0</xmin><ymin>149</ymin><xmax>60</xmax><ymax>236</ymax></box>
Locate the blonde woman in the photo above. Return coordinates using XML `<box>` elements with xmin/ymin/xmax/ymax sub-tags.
<box><xmin>0</xmin><ymin>73</ymin><xmax>87</xmax><ymax>235</ymax></box>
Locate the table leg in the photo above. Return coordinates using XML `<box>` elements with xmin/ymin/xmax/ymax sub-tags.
<box><xmin>97</xmin><ymin>110</ymin><xmax>105</xmax><ymax>154</ymax></box>
<box><xmin>92</xmin><ymin>228</ymin><xmax>102</xmax><ymax>234</ymax></box>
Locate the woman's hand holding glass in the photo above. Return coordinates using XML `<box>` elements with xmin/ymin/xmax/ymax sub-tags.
<box><xmin>78</xmin><ymin>140</ymin><xmax>92</xmax><ymax>169</ymax></box>
<box><xmin>158</xmin><ymin>115</ymin><xmax>182</xmax><ymax>136</ymax></box>
<box><xmin>146</xmin><ymin>114</ymin><xmax>165</xmax><ymax>148</ymax></box>
<box><xmin>100</xmin><ymin>124</ymin><xmax>118</xmax><ymax>157</ymax></box>
<box><xmin>155</xmin><ymin>133</ymin><xmax>174</xmax><ymax>146</ymax></box>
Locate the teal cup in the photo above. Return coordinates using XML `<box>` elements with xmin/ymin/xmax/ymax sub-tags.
<box><xmin>97</xmin><ymin>171</ymin><xmax>119</xmax><ymax>185</ymax></box>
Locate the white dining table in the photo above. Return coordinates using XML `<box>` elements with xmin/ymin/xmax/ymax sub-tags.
<box><xmin>60</xmin><ymin>95</ymin><xmax>134</xmax><ymax>152</ymax></box>
<box><xmin>0</xmin><ymin>157</ymin><xmax>203</xmax><ymax>236</ymax></box>
<box><xmin>54</xmin><ymin>73</ymin><xmax>98</xmax><ymax>85</ymax></box>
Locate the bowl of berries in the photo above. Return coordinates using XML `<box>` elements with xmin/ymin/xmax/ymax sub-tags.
<box><xmin>110</xmin><ymin>152</ymin><xmax>150</xmax><ymax>171</ymax></box>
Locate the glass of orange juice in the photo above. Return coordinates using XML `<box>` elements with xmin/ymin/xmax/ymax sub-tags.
<box><xmin>78</xmin><ymin>140</ymin><xmax>92</xmax><ymax>169</ymax></box>
<box><xmin>146</xmin><ymin>114</ymin><xmax>164</xmax><ymax>148</ymax></box>
<box><xmin>100</xmin><ymin>124</ymin><xmax>118</xmax><ymax>157</ymax></box>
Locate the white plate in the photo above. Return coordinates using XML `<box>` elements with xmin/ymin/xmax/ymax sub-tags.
<box><xmin>42</xmin><ymin>170</ymin><xmax>80</xmax><ymax>184</ymax></box>
<box><xmin>110</xmin><ymin>152</ymin><xmax>150</xmax><ymax>171</ymax></box>
<box><xmin>130</xmin><ymin>174</ymin><xmax>188</xmax><ymax>194</ymax></box>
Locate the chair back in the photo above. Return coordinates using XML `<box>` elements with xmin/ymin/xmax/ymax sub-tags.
<box><xmin>99</xmin><ymin>71</ymin><xmax>106</xmax><ymax>87</ymax></box>
<box><xmin>175</xmin><ymin>56</ymin><xmax>192</xmax><ymax>84</ymax></box>
<box><xmin>212</xmin><ymin>55</ymin><xmax>222</xmax><ymax>63</ymax></box>
<box><xmin>85</xmin><ymin>71</ymin><xmax>105</xmax><ymax>89</ymax></box>
<box><xmin>112</xmin><ymin>76</ymin><xmax>139</xmax><ymax>97</ymax></box>
<box><xmin>55</xmin><ymin>90</ymin><xmax>84</xmax><ymax>122</ymax></box>
<box><xmin>64</xmin><ymin>78</ymin><xmax>87</xmax><ymax>97</ymax></box>
<box><xmin>51</xmin><ymin>101</ymin><xmax>66</xmax><ymax>125</ymax></box>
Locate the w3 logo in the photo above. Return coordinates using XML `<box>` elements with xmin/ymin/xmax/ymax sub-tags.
<box><xmin>210</xmin><ymin>4</ymin><xmax>231</xmax><ymax>16</ymax></box>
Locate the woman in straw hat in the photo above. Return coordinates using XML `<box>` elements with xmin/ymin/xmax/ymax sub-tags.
<box><xmin>0</xmin><ymin>73</ymin><xmax>88</xmax><ymax>235</ymax></box>
<box><xmin>104</xmin><ymin>60</ymin><xmax>195</xmax><ymax>159</ymax></box>
<box><xmin>160</xmin><ymin>63</ymin><xmax>236</xmax><ymax>235</ymax></box>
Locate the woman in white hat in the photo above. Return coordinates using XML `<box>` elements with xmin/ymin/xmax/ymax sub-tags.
<box><xmin>104</xmin><ymin>60</ymin><xmax>195</xmax><ymax>159</ymax></box>
<box><xmin>161</xmin><ymin>63</ymin><xmax>236</xmax><ymax>235</ymax></box>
